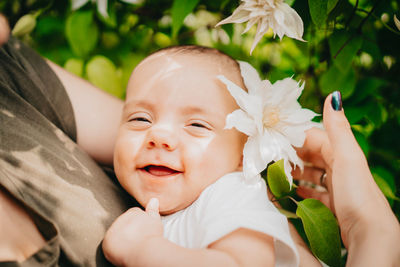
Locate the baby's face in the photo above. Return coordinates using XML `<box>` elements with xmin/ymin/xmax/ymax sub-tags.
<box><xmin>114</xmin><ymin>53</ymin><xmax>246</xmax><ymax>215</ymax></box>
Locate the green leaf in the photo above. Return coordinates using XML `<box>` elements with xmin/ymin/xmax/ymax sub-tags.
<box><xmin>296</xmin><ymin>199</ymin><xmax>341</xmax><ymax>267</ymax></box>
<box><xmin>372</xmin><ymin>167</ymin><xmax>399</xmax><ymax>202</ymax></box>
<box><xmin>345</xmin><ymin>105</ymin><xmax>370</xmax><ymax>124</ymax></box>
<box><xmin>352</xmin><ymin>78</ymin><xmax>386</xmax><ymax>104</ymax></box>
<box><xmin>86</xmin><ymin>55</ymin><xmax>123</xmax><ymax>98</ymax></box>
<box><xmin>352</xmin><ymin>129</ymin><xmax>370</xmax><ymax>156</ymax></box>
<box><xmin>66</xmin><ymin>10</ymin><xmax>99</xmax><ymax>58</ymax></box>
<box><xmin>101</xmin><ymin>31</ymin><xmax>120</xmax><ymax>49</ymax></box>
<box><xmin>308</xmin><ymin>0</ymin><xmax>327</xmax><ymax>26</ymax></box>
<box><xmin>12</xmin><ymin>14</ymin><xmax>37</xmax><ymax>37</ymax></box>
<box><xmin>64</xmin><ymin>58</ymin><xmax>84</xmax><ymax>77</ymax></box>
<box><xmin>329</xmin><ymin>30</ymin><xmax>363</xmax><ymax>72</ymax></box>
<box><xmin>319</xmin><ymin>65</ymin><xmax>356</xmax><ymax>99</ymax></box>
<box><xmin>171</xmin><ymin>0</ymin><xmax>200</xmax><ymax>38</ymax></box>
<box><xmin>366</xmin><ymin>102</ymin><xmax>388</xmax><ymax>128</ymax></box>
<box><xmin>266</xmin><ymin>159</ymin><xmax>291</xmax><ymax>198</ymax></box>
<box><xmin>327</xmin><ymin>0</ymin><xmax>339</xmax><ymax>13</ymax></box>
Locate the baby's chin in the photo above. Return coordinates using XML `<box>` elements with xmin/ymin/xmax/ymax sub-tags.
<box><xmin>159</xmin><ymin>201</ymin><xmax>191</xmax><ymax>216</ymax></box>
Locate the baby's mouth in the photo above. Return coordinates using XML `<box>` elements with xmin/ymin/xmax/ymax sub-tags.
<box><xmin>142</xmin><ymin>165</ymin><xmax>182</xmax><ymax>177</ymax></box>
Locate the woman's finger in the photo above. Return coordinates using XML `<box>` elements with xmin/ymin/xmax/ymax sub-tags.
<box><xmin>323</xmin><ymin>92</ymin><xmax>365</xmax><ymax>161</ymax></box>
<box><xmin>295</xmin><ymin>127</ymin><xmax>332</xmax><ymax>170</ymax></box>
<box><xmin>0</xmin><ymin>14</ymin><xmax>10</xmax><ymax>46</ymax></box>
<box><xmin>292</xmin><ymin>166</ymin><xmax>325</xmax><ymax>185</ymax></box>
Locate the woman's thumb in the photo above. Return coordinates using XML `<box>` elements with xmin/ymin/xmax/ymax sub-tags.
<box><xmin>146</xmin><ymin>198</ymin><xmax>160</xmax><ymax>219</ymax></box>
<box><xmin>323</xmin><ymin>91</ymin><xmax>362</xmax><ymax>155</ymax></box>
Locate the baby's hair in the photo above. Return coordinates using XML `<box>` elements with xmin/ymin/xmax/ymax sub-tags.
<box><xmin>153</xmin><ymin>45</ymin><xmax>239</xmax><ymax>69</ymax></box>
<box><xmin>148</xmin><ymin>45</ymin><xmax>244</xmax><ymax>87</ymax></box>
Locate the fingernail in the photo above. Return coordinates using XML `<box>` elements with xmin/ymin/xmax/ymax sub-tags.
<box><xmin>148</xmin><ymin>198</ymin><xmax>159</xmax><ymax>209</ymax></box>
<box><xmin>331</xmin><ymin>91</ymin><xmax>342</xmax><ymax>111</ymax></box>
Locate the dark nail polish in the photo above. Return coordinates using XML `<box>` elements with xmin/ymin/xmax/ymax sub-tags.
<box><xmin>331</xmin><ymin>91</ymin><xmax>342</xmax><ymax>111</ymax></box>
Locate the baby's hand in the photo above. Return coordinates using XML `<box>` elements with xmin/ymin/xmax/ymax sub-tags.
<box><xmin>102</xmin><ymin>198</ymin><xmax>163</xmax><ymax>266</ymax></box>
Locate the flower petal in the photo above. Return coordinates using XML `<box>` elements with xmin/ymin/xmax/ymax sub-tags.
<box><xmin>284</xmin><ymin>108</ymin><xmax>317</xmax><ymax>125</ymax></box>
<box><xmin>216</xmin><ymin>6</ymin><xmax>250</xmax><ymax>27</ymax></box>
<box><xmin>96</xmin><ymin>0</ymin><xmax>109</xmax><ymax>18</ymax></box>
<box><xmin>217</xmin><ymin>75</ymin><xmax>263</xmax><ymax>119</ymax></box>
<box><xmin>242</xmin><ymin>17</ymin><xmax>259</xmax><ymax>34</ymax></box>
<box><xmin>243</xmin><ymin>135</ymin><xmax>267</xmax><ymax>182</ymax></box>
<box><xmin>269</xmin><ymin>78</ymin><xmax>303</xmax><ymax>106</ymax></box>
<box><xmin>273</xmin><ymin>2</ymin><xmax>305</xmax><ymax>41</ymax></box>
<box><xmin>217</xmin><ymin>75</ymin><xmax>249</xmax><ymax>109</ymax></box>
<box><xmin>250</xmin><ymin>21</ymin><xmax>269</xmax><ymax>54</ymax></box>
<box><xmin>395</xmin><ymin>15</ymin><xmax>400</xmax><ymax>31</ymax></box>
<box><xmin>279</xmin><ymin>125</ymin><xmax>307</xmax><ymax>147</ymax></box>
<box><xmin>71</xmin><ymin>0</ymin><xmax>89</xmax><ymax>10</ymax></box>
<box><xmin>120</xmin><ymin>0</ymin><xmax>141</xmax><ymax>3</ymax></box>
<box><xmin>259</xmin><ymin>130</ymin><xmax>280</xmax><ymax>164</ymax></box>
<box><xmin>238</xmin><ymin>61</ymin><xmax>263</xmax><ymax>95</ymax></box>
<box><xmin>225</xmin><ymin>109</ymin><xmax>257</xmax><ymax>136</ymax></box>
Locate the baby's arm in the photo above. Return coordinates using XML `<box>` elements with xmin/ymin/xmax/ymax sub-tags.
<box><xmin>102</xmin><ymin>199</ymin><xmax>275</xmax><ymax>267</ymax></box>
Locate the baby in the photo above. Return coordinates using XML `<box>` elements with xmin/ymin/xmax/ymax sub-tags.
<box><xmin>102</xmin><ymin>46</ymin><xmax>299</xmax><ymax>266</ymax></box>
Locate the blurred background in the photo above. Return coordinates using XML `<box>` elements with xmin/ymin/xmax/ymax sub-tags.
<box><xmin>1</xmin><ymin>0</ymin><xmax>399</xmax><ymax>228</ymax></box>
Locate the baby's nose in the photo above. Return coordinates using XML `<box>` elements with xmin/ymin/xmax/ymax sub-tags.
<box><xmin>146</xmin><ymin>128</ymin><xmax>178</xmax><ymax>151</ymax></box>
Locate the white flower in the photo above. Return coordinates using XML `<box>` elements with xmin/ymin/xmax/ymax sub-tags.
<box><xmin>218</xmin><ymin>61</ymin><xmax>316</xmax><ymax>184</ymax></box>
<box><xmin>216</xmin><ymin>0</ymin><xmax>305</xmax><ymax>54</ymax></box>
<box><xmin>71</xmin><ymin>0</ymin><xmax>141</xmax><ymax>18</ymax></box>
<box><xmin>395</xmin><ymin>15</ymin><xmax>400</xmax><ymax>32</ymax></box>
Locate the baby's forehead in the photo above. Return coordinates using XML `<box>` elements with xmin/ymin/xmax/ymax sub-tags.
<box><xmin>128</xmin><ymin>51</ymin><xmax>244</xmax><ymax>93</ymax></box>
<box><xmin>137</xmin><ymin>51</ymin><xmax>237</xmax><ymax>74</ymax></box>
<box><xmin>124</xmin><ymin>51</ymin><xmax>243</xmax><ymax>113</ymax></box>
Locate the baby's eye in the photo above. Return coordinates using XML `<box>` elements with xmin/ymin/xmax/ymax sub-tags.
<box><xmin>190</xmin><ymin>122</ymin><xmax>208</xmax><ymax>129</ymax></box>
<box><xmin>129</xmin><ymin>117</ymin><xmax>151</xmax><ymax>123</ymax></box>
<box><xmin>186</xmin><ymin>120</ymin><xmax>212</xmax><ymax>136</ymax></box>
<box><xmin>127</xmin><ymin>113</ymin><xmax>152</xmax><ymax>129</ymax></box>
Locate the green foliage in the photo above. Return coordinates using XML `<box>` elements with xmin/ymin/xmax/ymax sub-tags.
<box><xmin>296</xmin><ymin>199</ymin><xmax>341</xmax><ymax>267</ymax></box>
<box><xmin>266</xmin><ymin>161</ymin><xmax>341</xmax><ymax>266</ymax></box>
<box><xmin>171</xmin><ymin>0</ymin><xmax>200</xmax><ymax>38</ymax></box>
<box><xmin>266</xmin><ymin>159</ymin><xmax>291</xmax><ymax>198</ymax></box>
<box><xmin>308</xmin><ymin>0</ymin><xmax>328</xmax><ymax>26</ymax></box>
<box><xmin>86</xmin><ymin>55</ymin><xmax>124</xmax><ymax>98</ymax></box>
<box><xmin>66</xmin><ymin>10</ymin><xmax>99</xmax><ymax>58</ymax></box>
<box><xmin>11</xmin><ymin>13</ymin><xmax>37</xmax><ymax>37</ymax></box>
<box><xmin>2</xmin><ymin>0</ymin><xmax>400</xmax><ymax>264</ymax></box>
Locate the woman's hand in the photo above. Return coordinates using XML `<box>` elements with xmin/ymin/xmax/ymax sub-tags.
<box><xmin>102</xmin><ymin>198</ymin><xmax>163</xmax><ymax>266</ymax></box>
<box><xmin>293</xmin><ymin>92</ymin><xmax>400</xmax><ymax>266</ymax></box>
<box><xmin>0</xmin><ymin>14</ymin><xmax>10</xmax><ymax>46</ymax></box>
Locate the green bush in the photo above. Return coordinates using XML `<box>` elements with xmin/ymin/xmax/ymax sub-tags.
<box><xmin>2</xmin><ymin>0</ymin><xmax>399</xmax><ymax>265</ymax></box>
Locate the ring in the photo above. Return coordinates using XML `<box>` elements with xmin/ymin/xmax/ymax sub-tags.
<box><xmin>320</xmin><ymin>172</ymin><xmax>327</xmax><ymax>188</ymax></box>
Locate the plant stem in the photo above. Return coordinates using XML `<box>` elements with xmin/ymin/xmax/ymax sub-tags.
<box><xmin>334</xmin><ymin>0</ymin><xmax>381</xmax><ymax>59</ymax></box>
<box><xmin>288</xmin><ymin>196</ymin><xmax>299</xmax><ymax>205</ymax></box>
<box><xmin>346</xmin><ymin>0</ymin><xmax>359</xmax><ymax>29</ymax></box>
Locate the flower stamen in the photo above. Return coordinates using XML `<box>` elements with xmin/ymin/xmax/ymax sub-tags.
<box><xmin>263</xmin><ymin>107</ymin><xmax>280</xmax><ymax>128</ymax></box>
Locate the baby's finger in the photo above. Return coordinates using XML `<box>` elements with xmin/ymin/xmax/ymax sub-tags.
<box><xmin>145</xmin><ymin>198</ymin><xmax>160</xmax><ymax>219</ymax></box>
<box><xmin>296</xmin><ymin>186</ymin><xmax>331</xmax><ymax>210</ymax></box>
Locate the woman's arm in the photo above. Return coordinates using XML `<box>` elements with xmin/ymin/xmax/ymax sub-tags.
<box><xmin>0</xmin><ymin>187</ymin><xmax>46</xmax><ymax>262</ymax></box>
<box><xmin>47</xmin><ymin>61</ymin><xmax>123</xmax><ymax>165</ymax></box>
<box><xmin>295</xmin><ymin>93</ymin><xmax>400</xmax><ymax>266</ymax></box>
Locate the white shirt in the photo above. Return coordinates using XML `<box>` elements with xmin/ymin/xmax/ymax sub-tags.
<box><xmin>161</xmin><ymin>172</ymin><xmax>299</xmax><ymax>267</ymax></box>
